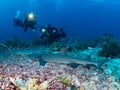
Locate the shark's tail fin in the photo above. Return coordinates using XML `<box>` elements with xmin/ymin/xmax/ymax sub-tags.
<box><xmin>97</xmin><ymin>62</ymin><xmax>107</xmax><ymax>70</ymax></box>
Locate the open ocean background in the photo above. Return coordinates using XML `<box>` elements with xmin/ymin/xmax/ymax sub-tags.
<box><xmin>0</xmin><ymin>0</ymin><xmax>120</xmax><ymax>41</ymax></box>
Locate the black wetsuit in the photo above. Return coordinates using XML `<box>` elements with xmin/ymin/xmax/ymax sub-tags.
<box><xmin>23</xmin><ymin>18</ymin><xmax>37</xmax><ymax>32</ymax></box>
<box><xmin>13</xmin><ymin>18</ymin><xmax>23</xmax><ymax>27</ymax></box>
<box><xmin>40</xmin><ymin>25</ymin><xmax>67</xmax><ymax>43</ymax></box>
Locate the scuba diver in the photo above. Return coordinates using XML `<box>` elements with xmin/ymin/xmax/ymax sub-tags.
<box><xmin>23</xmin><ymin>12</ymin><xmax>37</xmax><ymax>32</ymax></box>
<box><xmin>40</xmin><ymin>24</ymin><xmax>67</xmax><ymax>43</ymax></box>
<box><xmin>13</xmin><ymin>11</ymin><xmax>37</xmax><ymax>32</ymax></box>
<box><xmin>13</xmin><ymin>10</ymin><xmax>23</xmax><ymax>28</ymax></box>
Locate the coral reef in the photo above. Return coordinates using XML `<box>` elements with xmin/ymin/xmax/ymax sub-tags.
<box><xmin>103</xmin><ymin>58</ymin><xmax>120</xmax><ymax>79</ymax></box>
<box><xmin>0</xmin><ymin>53</ymin><xmax>119</xmax><ymax>90</ymax></box>
<box><xmin>99</xmin><ymin>34</ymin><xmax>120</xmax><ymax>58</ymax></box>
<box><xmin>57</xmin><ymin>74</ymin><xmax>72</xmax><ymax>86</ymax></box>
<box><xmin>0</xmin><ymin>35</ymin><xmax>120</xmax><ymax>89</ymax></box>
<box><xmin>32</xmin><ymin>38</ymin><xmax>42</xmax><ymax>47</ymax></box>
<box><xmin>50</xmin><ymin>42</ymin><xmax>63</xmax><ymax>51</ymax></box>
<box><xmin>3</xmin><ymin>37</ymin><xmax>32</xmax><ymax>49</ymax></box>
<box><xmin>78</xmin><ymin>47</ymin><xmax>102</xmax><ymax>61</ymax></box>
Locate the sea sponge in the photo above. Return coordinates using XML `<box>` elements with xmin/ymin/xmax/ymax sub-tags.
<box><xmin>77</xmin><ymin>86</ymin><xmax>86</xmax><ymax>90</ymax></box>
<box><xmin>9</xmin><ymin>77</ymin><xmax>17</xmax><ymax>86</ymax></box>
<box><xmin>10</xmin><ymin>77</ymin><xmax>27</xmax><ymax>90</ymax></box>
<box><xmin>27</xmin><ymin>78</ymin><xmax>39</xmax><ymax>90</ymax></box>
<box><xmin>89</xmin><ymin>81</ymin><xmax>96</xmax><ymax>90</ymax></box>
<box><xmin>26</xmin><ymin>78</ymin><xmax>49</xmax><ymax>90</ymax></box>
<box><xmin>71</xmin><ymin>75</ymin><xmax>80</xmax><ymax>87</ymax></box>
<box><xmin>0</xmin><ymin>75</ymin><xmax>3</xmax><ymax>79</ymax></box>
<box><xmin>57</xmin><ymin>75</ymin><xmax>72</xmax><ymax>86</ymax></box>
<box><xmin>20</xmin><ymin>87</ymin><xmax>27</xmax><ymax>90</ymax></box>
<box><xmin>39</xmin><ymin>81</ymin><xmax>49</xmax><ymax>90</ymax></box>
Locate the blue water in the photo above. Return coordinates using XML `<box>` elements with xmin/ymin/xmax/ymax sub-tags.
<box><xmin>0</xmin><ymin>0</ymin><xmax>120</xmax><ymax>41</ymax></box>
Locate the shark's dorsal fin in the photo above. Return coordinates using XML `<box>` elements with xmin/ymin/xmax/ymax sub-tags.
<box><xmin>59</xmin><ymin>47</ymin><xmax>68</xmax><ymax>55</ymax></box>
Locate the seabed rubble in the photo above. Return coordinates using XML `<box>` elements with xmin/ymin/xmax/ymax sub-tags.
<box><xmin>0</xmin><ymin>53</ymin><xmax>120</xmax><ymax>90</ymax></box>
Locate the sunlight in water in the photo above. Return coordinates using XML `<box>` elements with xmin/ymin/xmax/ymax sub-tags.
<box><xmin>50</xmin><ymin>0</ymin><xmax>65</xmax><ymax>12</ymax></box>
<box><xmin>29</xmin><ymin>0</ymin><xmax>40</xmax><ymax>7</ymax></box>
<box><xmin>55</xmin><ymin>0</ymin><xmax>64</xmax><ymax>8</ymax></box>
<box><xmin>54</xmin><ymin>0</ymin><xmax>64</xmax><ymax>12</ymax></box>
<box><xmin>90</xmin><ymin>0</ymin><xmax>120</xmax><ymax>4</ymax></box>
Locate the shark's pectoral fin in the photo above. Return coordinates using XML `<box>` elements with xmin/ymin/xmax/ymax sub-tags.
<box><xmin>39</xmin><ymin>58</ymin><xmax>47</xmax><ymax>66</ymax></box>
<box><xmin>86</xmin><ymin>64</ymin><xmax>97</xmax><ymax>70</ymax></box>
<box><xmin>68</xmin><ymin>62</ymin><xmax>82</xmax><ymax>69</ymax></box>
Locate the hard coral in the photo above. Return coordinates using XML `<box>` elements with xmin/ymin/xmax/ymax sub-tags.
<box><xmin>50</xmin><ymin>42</ymin><xmax>63</xmax><ymax>51</ymax></box>
<box><xmin>103</xmin><ymin>58</ymin><xmax>120</xmax><ymax>79</ymax></box>
<box><xmin>99</xmin><ymin>34</ymin><xmax>120</xmax><ymax>58</ymax></box>
<box><xmin>57</xmin><ymin>74</ymin><xmax>72</xmax><ymax>87</ymax></box>
<box><xmin>27</xmin><ymin>78</ymin><xmax>39</xmax><ymax>90</ymax></box>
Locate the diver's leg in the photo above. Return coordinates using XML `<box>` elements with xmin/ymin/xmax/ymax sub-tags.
<box><xmin>13</xmin><ymin>18</ymin><xmax>23</xmax><ymax>27</ymax></box>
<box><xmin>60</xmin><ymin>29</ymin><xmax>66</xmax><ymax>37</ymax></box>
<box><xmin>31</xmin><ymin>26</ymin><xmax>35</xmax><ymax>32</ymax></box>
<box><xmin>24</xmin><ymin>27</ymin><xmax>28</xmax><ymax>32</ymax></box>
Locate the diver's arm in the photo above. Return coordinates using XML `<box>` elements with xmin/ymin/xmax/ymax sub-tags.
<box><xmin>60</xmin><ymin>30</ymin><xmax>67</xmax><ymax>37</ymax></box>
<box><xmin>59</xmin><ymin>26</ymin><xmax>67</xmax><ymax>37</ymax></box>
<box><xmin>13</xmin><ymin>18</ymin><xmax>23</xmax><ymax>27</ymax></box>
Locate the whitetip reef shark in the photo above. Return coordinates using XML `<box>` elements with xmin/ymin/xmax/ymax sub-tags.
<box><xmin>27</xmin><ymin>52</ymin><xmax>101</xmax><ymax>69</ymax></box>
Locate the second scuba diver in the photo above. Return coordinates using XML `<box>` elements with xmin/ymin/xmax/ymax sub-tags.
<box><xmin>13</xmin><ymin>11</ymin><xmax>37</xmax><ymax>32</ymax></box>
